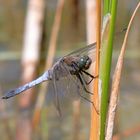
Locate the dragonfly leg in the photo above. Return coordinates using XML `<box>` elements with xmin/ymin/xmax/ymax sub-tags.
<box><xmin>71</xmin><ymin>62</ymin><xmax>93</xmax><ymax>95</ymax></box>
<box><xmin>71</xmin><ymin>62</ymin><xmax>96</xmax><ymax>85</ymax></box>
<box><xmin>81</xmin><ymin>70</ymin><xmax>98</xmax><ymax>85</ymax></box>
<box><xmin>76</xmin><ymin>73</ymin><xmax>93</xmax><ymax>95</ymax></box>
<box><xmin>78</xmin><ymin>93</ymin><xmax>93</xmax><ymax>103</ymax></box>
<box><xmin>80</xmin><ymin>72</ymin><xmax>93</xmax><ymax>85</ymax></box>
<box><xmin>77</xmin><ymin>91</ymin><xmax>99</xmax><ymax>114</ymax></box>
<box><xmin>71</xmin><ymin>62</ymin><xmax>90</xmax><ymax>84</ymax></box>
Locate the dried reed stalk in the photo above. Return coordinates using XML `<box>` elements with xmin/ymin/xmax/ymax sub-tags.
<box><xmin>32</xmin><ymin>0</ymin><xmax>65</xmax><ymax>128</ymax></box>
<box><xmin>105</xmin><ymin>2</ymin><xmax>140</xmax><ymax>140</ymax></box>
<box><xmin>16</xmin><ymin>0</ymin><xmax>45</xmax><ymax>139</ymax></box>
<box><xmin>86</xmin><ymin>0</ymin><xmax>101</xmax><ymax>139</ymax></box>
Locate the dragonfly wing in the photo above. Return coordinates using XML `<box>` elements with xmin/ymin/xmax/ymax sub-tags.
<box><xmin>65</xmin><ymin>42</ymin><xmax>96</xmax><ymax>57</ymax></box>
<box><xmin>51</xmin><ymin>72</ymin><xmax>62</xmax><ymax>116</ymax></box>
<box><xmin>59</xmin><ymin>62</ymin><xmax>83</xmax><ymax>99</ymax></box>
<box><xmin>49</xmin><ymin>61</ymin><xmax>83</xmax><ymax>102</ymax></box>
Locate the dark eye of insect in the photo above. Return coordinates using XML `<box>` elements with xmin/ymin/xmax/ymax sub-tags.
<box><xmin>80</xmin><ymin>58</ymin><xmax>84</xmax><ymax>62</ymax></box>
<box><xmin>79</xmin><ymin>57</ymin><xmax>86</xmax><ymax>65</ymax></box>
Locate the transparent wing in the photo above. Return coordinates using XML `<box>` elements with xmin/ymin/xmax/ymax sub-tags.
<box><xmin>52</xmin><ymin>72</ymin><xmax>82</xmax><ymax>101</ymax></box>
<box><xmin>65</xmin><ymin>42</ymin><xmax>96</xmax><ymax>57</ymax></box>
<box><xmin>47</xmin><ymin>60</ymin><xmax>85</xmax><ymax>115</ymax></box>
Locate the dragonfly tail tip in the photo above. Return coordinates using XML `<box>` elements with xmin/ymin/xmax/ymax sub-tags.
<box><xmin>1</xmin><ymin>96</ymin><xmax>8</xmax><ymax>99</ymax></box>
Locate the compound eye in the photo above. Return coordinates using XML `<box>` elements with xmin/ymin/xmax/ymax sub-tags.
<box><xmin>80</xmin><ymin>58</ymin><xmax>84</xmax><ymax>62</ymax></box>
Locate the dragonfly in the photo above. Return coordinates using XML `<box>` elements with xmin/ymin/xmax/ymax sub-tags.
<box><xmin>2</xmin><ymin>42</ymin><xmax>98</xmax><ymax>114</ymax></box>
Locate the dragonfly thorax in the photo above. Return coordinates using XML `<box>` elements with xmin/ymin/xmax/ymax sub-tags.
<box><xmin>62</xmin><ymin>55</ymin><xmax>92</xmax><ymax>75</ymax></box>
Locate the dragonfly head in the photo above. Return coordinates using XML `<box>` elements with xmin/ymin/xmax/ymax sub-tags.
<box><xmin>79</xmin><ymin>55</ymin><xmax>92</xmax><ymax>70</ymax></box>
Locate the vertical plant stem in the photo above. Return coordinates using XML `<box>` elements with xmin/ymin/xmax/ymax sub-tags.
<box><xmin>103</xmin><ymin>0</ymin><xmax>110</xmax><ymax>15</ymax></box>
<box><xmin>32</xmin><ymin>0</ymin><xmax>65</xmax><ymax>128</ymax></box>
<box><xmin>86</xmin><ymin>0</ymin><xmax>96</xmax><ymax>44</ymax></box>
<box><xmin>106</xmin><ymin>2</ymin><xmax>140</xmax><ymax>139</ymax></box>
<box><xmin>16</xmin><ymin>0</ymin><xmax>45</xmax><ymax>139</ymax></box>
<box><xmin>100</xmin><ymin>0</ymin><xmax>118</xmax><ymax>139</ymax></box>
<box><xmin>89</xmin><ymin>0</ymin><xmax>101</xmax><ymax>139</ymax></box>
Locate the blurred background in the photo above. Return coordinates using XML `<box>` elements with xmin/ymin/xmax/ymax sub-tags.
<box><xmin>0</xmin><ymin>0</ymin><xmax>140</xmax><ymax>140</ymax></box>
